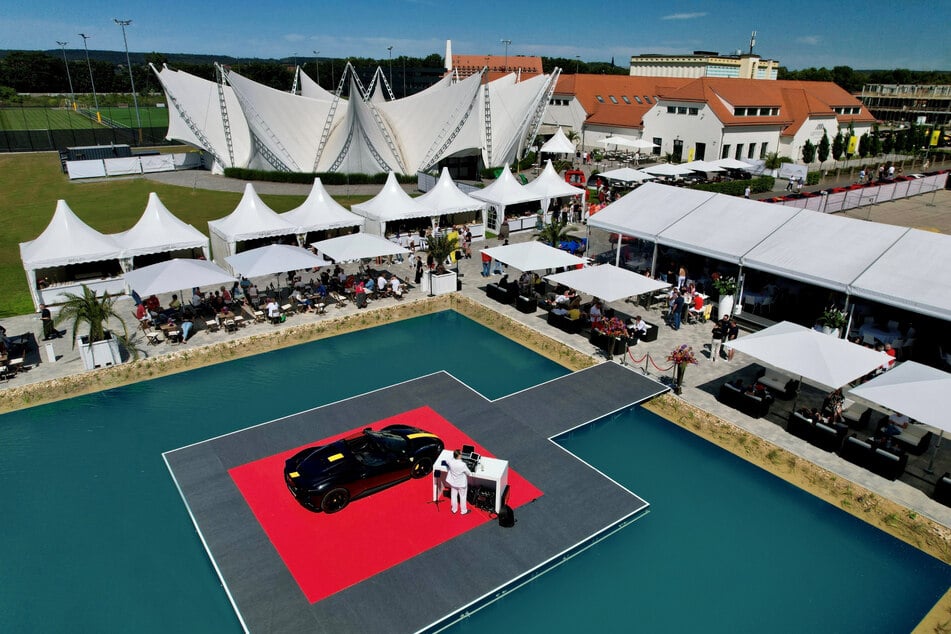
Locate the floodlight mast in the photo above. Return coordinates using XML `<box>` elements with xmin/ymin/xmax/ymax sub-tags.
<box><xmin>57</xmin><ymin>41</ymin><xmax>75</xmax><ymax>103</ymax></box>
<box><xmin>78</xmin><ymin>33</ymin><xmax>99</xmax><ymax>111</ymax></box>
<box><xmin>115</xmin><ymin>18</ymin><xmax>142</xmax><ymax>142</ymax></box>
<box><xmin>313</xmin><ymin>50</ymin><xmax>320</xmax><ymax>85</ymax></box>
<box><xmin>501</xmin><ymin>39</ymin><xmax>511</xmax><ymax>73</ymax></box>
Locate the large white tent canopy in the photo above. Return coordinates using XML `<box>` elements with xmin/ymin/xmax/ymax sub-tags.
<box><xmin>545</xmin><ymin>264</ymin><xmax>669</xmax><ymax>303</ymax></box>
<box><xmin>641</xmin><ymin>163</ymin><xmax>696</xmax><ymax>177</ymax></box>
<box><xmin>114</xmin><ymin>192</ymin><xmax>210</xmax><ymax>263</ymax></box>
<box><xmin>481</xmin><ymin>240</ymin><xmax>586</xmax><ymax>272</ymax></box>
<box><xmin>587</xmin><ymin>182</ymin><xmax>951</xmax><ymax>321</ymax></box>
<box><xmin>597</xmin><ymin>135</ymin><xmax>654</xmax><ymax>150</ymax></box>
<box><xmin>312</xmin><ymin>233</ymin><xmax>409</xmax><ymax>263</ymax></box>
<box><xmin>725</xmin><ymin>321</ymin><xmax>891</xmax><ymax>391</ymax></box>
<box><xmin>469</xmin><ymin>165</ymin><xmax>548</xmax><ymax>232</ymax></box>
<box><xmin>208</xmin><ymin>183</ymin><xmax>298</xmax><ymax>274</ymax></box>
<box><xmin>351</xmin><ymin>172</ymin><xmax>436</xmax><ymax>236</ymax></box>
<box><xmin>522</xmin><ymin>160</ymin><xmax>585</xmax><ymax>210</ymax></box>
<box><xmin>280</xmin><ymin>178</ymin><xmax>364</xmax><ymax>237</ymax></box>
<box><xmin>225</xmin><ymin>244</ymin><xmax>330</xmax><ymax>280</ymax></box>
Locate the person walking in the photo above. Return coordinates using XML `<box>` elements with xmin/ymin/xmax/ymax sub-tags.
<box><xmin>443</xmin><ymin>449</ymin><xmax>473</xmax><ymax>515</ymax></box>
<box><xmin>710</xmin><ymin>317</ymin><xmax>726</xmax><ymax>362</ymax></box>
<box><xmin>40</xmin><ymin>304</ymin><xmax>60</xmax><ymax>339</ymax></box>
<box><xmin>481</xmin><ymin>250</ymin><xmax>492</xmax><ymax>277</ymax></box>
<box><xmin>744</xmin><ymin>185</ymin><xmax>751</xmax><ymax>199</ymax></box>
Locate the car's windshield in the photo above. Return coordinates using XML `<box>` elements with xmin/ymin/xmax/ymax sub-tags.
<box><xmin>365</xmin><ymin>430</ymin><xmax>407</xmax><ymax>455</ymax></box>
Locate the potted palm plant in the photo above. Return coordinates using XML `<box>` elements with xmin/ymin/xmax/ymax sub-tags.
<box><xmin>55</xmin><ymin>284</ymin><xmax>129</xmax><ymax>370</ymax></box>
<box><xmin>537</xmin><ymin>219</ymin><xmax>570</xmax><ymax>247</ymax></box>
<box><xmin>422</xmin><ymin>232</ymin><xmax>459</xmax><ymax>296</ymax></box>
<box><xmin>817</xmin><ymin>306</ymin><xmax>847</xmax><ymax>337</ymax></box>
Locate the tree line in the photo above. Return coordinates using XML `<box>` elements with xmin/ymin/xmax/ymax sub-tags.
<box><xmin>799</xmin><ymin>123</ymin><xmax>943</xmax><ymax>166</ymax></box>
<box><xmin>778</xmin><ymin>65</ymin><xmax>951</xmax><ymax>93</ymax></box>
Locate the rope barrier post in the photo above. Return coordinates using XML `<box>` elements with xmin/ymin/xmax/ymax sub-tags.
<box><xmin>619</xmin><ymin>339</ymin><xmax>627</xmax><ymax>365</ymax></box>
<box><xmin>644</xmin><ymin>352</ymin><xmax>651</xmax><ymax>375</ymax></box>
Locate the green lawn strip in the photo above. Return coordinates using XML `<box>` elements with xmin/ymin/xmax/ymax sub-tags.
<box><xmin>0</xmin><ymin>151</ymin><xmax>370</xmax><ymax>316</ymax></box>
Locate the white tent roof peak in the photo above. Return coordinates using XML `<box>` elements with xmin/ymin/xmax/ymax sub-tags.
<box><xmin>208</xmin><ymin>183</ymin><xmax>296</xmax><ymax>241</ymax></box>
<box><xmin>469</xmin><ymin>164</ymin><xmax>543</xmax><ymax>207</ymax></box>
<box><xmin>539</xmin><ymin>127</ymin><xmax>576</xmax><ymax>154</ymax></box>
<box><xmin>416</xmin><ymin>168</ymin><xmax>486</xmax><ymax>215</ymax></box>
<box><xmin>522</xmin><ymin>160</ymin><xmax>586</xmax><ymax>200</ymax></box>
<box><xmin>350</xmin><ymin>171</ymin><xmax>435</xmax><ymax>222</ymax></box>
<box><xmin>20</xmin><ymin>199</ymin><xmax>122</xmax><ymax>269</ymax></box>
<box><xmin>280</xmin><ymin>178</ymin><xmax>364</xmax><ymax>233</ymax></box>
<box><xmin>115</xmin><ymin>192</ymin><xmax>208</xmax><ymax>257</ymax></box>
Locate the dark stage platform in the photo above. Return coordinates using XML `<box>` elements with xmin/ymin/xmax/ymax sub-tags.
<box><xmin>164</xmin><ymin>363</ymin><xmax>666</xmax><ymax>633</ymax></box>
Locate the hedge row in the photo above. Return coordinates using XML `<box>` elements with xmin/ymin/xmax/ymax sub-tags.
<box><xmin>691</xmin><ymin>175</ymin><xmax>775</xmax><ymax>196</ymax></box>
<box><xmin>222</xmin><ymin>168</ymin><xmax>417</xmax><ymax>185</ymax></box>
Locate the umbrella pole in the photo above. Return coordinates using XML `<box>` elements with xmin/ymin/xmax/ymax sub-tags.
<box><xmin>925</xmin><ymin>430</ymin><xmax>944</xmax><ymax>475</ymax></box>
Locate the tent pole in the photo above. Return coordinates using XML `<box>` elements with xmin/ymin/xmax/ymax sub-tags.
<box><xmin>926</xmin><ymin>430</ymin><xmax>943</xmax><ymax>475</ymax></box>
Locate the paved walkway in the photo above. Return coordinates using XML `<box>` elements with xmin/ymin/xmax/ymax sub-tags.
<box><xmin>4</xmin><ymin>175</ymin><xmax>951</xmax><ymax>531</ymax></box>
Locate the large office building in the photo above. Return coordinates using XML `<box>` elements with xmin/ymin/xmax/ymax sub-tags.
<box><xmin>859</xmin><ymin>84</ymin><xmax>951</xmax><ymax>127</ymax></box>
<box><xmin>629</xmin><ymin>51</ymin><xmax>780</xmax><ymax>81</ymax></box>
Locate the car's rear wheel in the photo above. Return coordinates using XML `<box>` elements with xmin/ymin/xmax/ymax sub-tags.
<box><xmin>321</xmin><ymin>488</ymin><xmax>350</xmax><ymax>513</ymax></box>
<box><xmin>411</xmin><ymin>457</ymin><xmax>433</xmax><ymax>479</ymax></box>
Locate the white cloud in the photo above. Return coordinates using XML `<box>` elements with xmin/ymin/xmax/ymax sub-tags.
<box><xmin>796</xmin><ymin>35</ymin><xmax>821</xmax><ymax>46</ymax></box>
<box><xmin>284</xmin><ymin>34</ymin><xmax>306</xmax><ymax>43</ymax></box>
<box><xmin>661</xmin><ymin>12</ymin><xmax>707</xmax><ymax>20</ymax></box>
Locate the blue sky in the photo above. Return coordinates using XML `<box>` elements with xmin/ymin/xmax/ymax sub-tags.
<box><xmin>5</xmin><ymin>0</ymin><xmax>948</xmax><ymax>71</ymax></box>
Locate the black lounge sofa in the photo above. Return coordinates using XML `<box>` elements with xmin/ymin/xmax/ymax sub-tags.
<box><xmin>717</xmin><ymin>382</ymin><xmax>773</xmax><ymax>418</ymax></box>
<box><xmin>786</xmin><ymin>411</ymin><xmax>848</xmax><ymax>453</ymax></box>
<box><xmin>546</xmin><ymin>311</ymin><xmax>583</xmax><ymax>334</ymax></box>
<box><xmin>933</xmin><ymin>473</ymin><xmax>951</xmax><ymax>507</ymax></box>
<box><xmin>838</xmin><ymin>435</ymin><xmax>907</xmax><ymax>481</ymax></box>
<box><xmin>516</xmin><ymin>295</ymin><xmax>537</xmax><ymax>313</ymax></box>
<box><xmin>486</xmin><ymin>282</ymin><xmax>518</xmax><ymax>304</ymax></box>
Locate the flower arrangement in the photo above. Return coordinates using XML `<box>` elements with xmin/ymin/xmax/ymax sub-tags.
<box><xmin>710</xmin><ymin>273</ymin><xmax>737</xmax><ymax>296</ymax></box>
<box><xmin>599</xmin><ymin>316</ymin><xmax>628</xmax><ymax>338</ymax></box>
<box><xmin>817</xmin><ymin>306</ymin><xmax>847</xmax><ymax>329</ymax></box>
<box><xmin>667</xmin><ymin>344</ymin><xmax>699</xmax><ymax>367</ymax></box>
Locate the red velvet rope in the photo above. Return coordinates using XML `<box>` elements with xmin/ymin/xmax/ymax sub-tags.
<box><xmin>646</xmin><ymin>352</ymin><xmax>675</xmax><ymax>372</ymax></box>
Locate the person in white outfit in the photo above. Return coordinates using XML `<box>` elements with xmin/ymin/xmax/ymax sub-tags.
<box><xmin>443</xmin><ymin>449</ymin><xmax>473</xmax><ymax>515</ymax></box>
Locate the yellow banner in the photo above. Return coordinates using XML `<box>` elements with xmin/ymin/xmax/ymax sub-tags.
<box><xmin>687</xmin><ymin>147</ymin><xmax>695</xmax><ymax>162</ymax></box>
<box><xmin>930</xmin><ymin>129</ymin><xmax>941</xmax><ymax>146</ymax></box>
<box><xmin>846</xmin><ymin>135</ymin><xmax>858</xmax><ymax>154</ymax></box>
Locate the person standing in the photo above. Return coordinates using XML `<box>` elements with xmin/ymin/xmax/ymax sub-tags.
<box><xmin>414</xmin><ymin>255</ymin><xmax>424</xmax><ymax>284</ymax></box>
<box><xmin>744</xmin><ymin>185</ymin><xmax>751</xmax><ymax>199</ymax></box>
<box><xmin>443</xmin><ymin>449</ymin><xmax>473</xmax><ymax>515</ymax></box>
<box><xmin>40</xmin><ymin>304</ymin><xmax>59</xmax><ymax>339</ymax></box>
<box><xmin>481</xmin><ymin>250</ymin><xmax>492</xmax><ymax>277</ymax></box>
<box><xmin>710</xmin><ymin>318</ymin><xmax>726</xmax><ymax>362</ymax></box>
<box><xmin>726</xmin><ymin>318</ymin><xmax>739</xmax><ymax>361</ymax></box>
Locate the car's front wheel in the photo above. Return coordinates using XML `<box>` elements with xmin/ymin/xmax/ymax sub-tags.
<box><xmin>320</xmin><ymin>487</ymin><xmax>351</xmax><ymax>513</ymax></box>
<box><xmin>411</xmin><ymin>457</ymin><xmax>433</xmax><ymax>479</ymax></box>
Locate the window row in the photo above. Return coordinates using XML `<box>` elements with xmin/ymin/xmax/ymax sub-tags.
<box><xmin>720</xmin><ymin>142</ymin><xmax>770</xmax><ymax>160</ymax></box>
<box><xmin>833</xmin><ymin>107</ymin><xmax>862</xmax><ymax>115</ymax></box>
<box><xmin>733</xmin><ymin>107</ymin><xmax>780</xmax><ymax>116</ymax></box>
<box><xmin>666</xmin><ymin>106</ymin><xmax>700</xmax><ymax>115</ymax></box>
<box><xmin>594</xmin><ymin>95</ymin><xmax>656</xmax><ymax>105</ymax></box>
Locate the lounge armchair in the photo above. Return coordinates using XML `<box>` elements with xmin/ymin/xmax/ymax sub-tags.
<box><xmin>893</xmin><ymin>424</ymin><xmax>934</xmax><ymax>456</ymax></box>
<box><xmin>718</xmin><ymin>382</ymin><xmax>773</xmax><ymax>418</ymax></box>
<box><xmin>547</xmin><ymin>311</ymin><xmax>583</xmax><ymax>334</ymax></box>
<box><xmin>486</xmin><ymin>283</ymin><xmax>518</xmax><ymax>304</ymax></box>
<box><xmin>934</xmin><ymin>473</ymin><xmax>951</xmax><ymax>507</ymax></box>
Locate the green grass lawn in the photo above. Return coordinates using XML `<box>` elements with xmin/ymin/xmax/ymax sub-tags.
<box><xmin>0</xmin><ymin>152</ymin><xmax>369</xmax><ymax>317</ymax></box>
<box><xmin>0</xmin><ymin>107</ymin><xmax>169</xmax><ymax>131</ymax></box>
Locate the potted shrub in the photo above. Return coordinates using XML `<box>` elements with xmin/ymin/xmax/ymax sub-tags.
<box><xmin>537</xmin><ymin>219</ymin><xmax>570</xmax><ymax>247</ymax></box>
<box><xmin>421</xmin><ymin>232</ymin><xmax>459</xmax><ymax>296</ymax></box>
<box><xmin>817</xmin><ymin>306</ymin><xmax>847</xmax><ymax>337</ymax></box>
<box><xmin>711</xmin><ymin>273</ymin><xmax>738</xmax><ymax>319</ymax></box>
<box><xmin>55</xmin><ymin>284</ymin><xmax>130</xmax><ymax>370</ymax></box>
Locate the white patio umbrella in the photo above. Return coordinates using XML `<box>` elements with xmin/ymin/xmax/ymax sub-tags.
<box><xmin>311</xmin><ymin>233</ymin><xmax>409</xmax><ymax>263</ymax></box>
<box><xmin>641</xmin><ymin>163</ymin><xmax>695</xmax><ymax>177</ymax></box>
<box><xmin>849</xmin><ymin>361</ymin><xmax>951</xmax><ymax>471</ymax></box>
<box><xmin>725</xmin><ymin>321</ymin><xmax>891</xmax><ymax>409</ymax></box>
<box><xmin>713</xmin><ymin>158</ymin><xmax>755</xmax><ymax>170</ymax></box>
<box><xmin>597</xmin><ymin>135</ymin><xmax>654</xmax><ymax>150</ymax></box>
<box><xmin>544</xmin><ymin>264</ymin><xmax>669</xmax><ymax>303</ymax></box>
<box><xmin>681</xmin><ymin>160</ymin><xmax>725</xmax><ymax>173</ymax></box>
<box><xmin>225</xmin><ymin>244</ymin><xmax>330</xmax><ymax>279</ymax></box>
<box><xmin>481</xmin><ymin>241</ymin><xmax>586</xmax><ymax>272</ymax></box>
<box><xmin>596</xmin><ymin>167</ymin><xmax>656</xmax><ymax>185</ymax></box>
<box><xmin>124</xmin><ymin>258</ymin><xmax>236</xmax><ymax>297</ymax></box>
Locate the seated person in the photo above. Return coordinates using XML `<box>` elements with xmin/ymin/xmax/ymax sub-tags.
<box><xmin>390</xmin><ymin>275</ymin><xmax>403</xmax><ymax>298</ymax></box>
<box><xmin>566</xmin><ymin>297</ymin><xmax>582</xmax><ymax>321</ymax></box>
<box><xmin>364</xmin><ymin>277</ymin><xmax>376</xmax><ymax>295</ymax></box>
<box><xmin>265</xmin><ymin>297</ymin><xmax>281</xmax><ymax>322</ymax></box>
<box><xmin>588</xmin><ymin>300</ymin><xmax>604</xmax><ymax>327</ymax></box>
<box><xmin>290</xmin><ymin>288</ymin><xmax>313</xmax><ymax>312</ymax></box>
<box><xmin>821</xmin><ymin>388</ymin><xmax>845</xmax><ymax>423</ymax></box>
<box><xmin>145</xmin><ymin>294</ymin><xmax>161</xmax><ymax>312</ymax></box>
<box><xmin>518</xmin><ymin>272</ymin><xmax>534</xmax><ymax>296</ymax></box>
<box><xmin>687</xmin><ymin>293</ymin><xmax>704</xmax><ymax>322</ymax></box>
<box><xmin>627</xmin><ymin>315</ymin><xmax>649</xmax><ymax>340</ymax></box>
<box><xmin>180</xmin><ymin>316</ymin><xmax>194</xmax><ymax>342</ymax></box>
<box><xmin>191</xmin><ymin>289</ymin><xmax>204</xmax><ymax>309</ymax></box>
<box><xmin>377</xmin><ymin>274</ymin><xmax>389</xmax><ymax>296</ymax></box>
<box><xmin>881</xmin><ymin>413</ymin><xmax>910</xmax><ymax>436</ymax></box>
<box><xmin>354</xmin><ymin>280</ymin><xmax>368</xmax><ymax>308</ymax></box>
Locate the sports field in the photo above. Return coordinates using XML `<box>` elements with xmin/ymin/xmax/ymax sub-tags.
<box><xmin>0</xmin><ymin>106</ymin><xmax>169</xmax><ymax>131</ymax></box>
<box><xmin>0</xmin><ymin>151</ymin><xmax>370</xmax><ymax>317</ymax></box>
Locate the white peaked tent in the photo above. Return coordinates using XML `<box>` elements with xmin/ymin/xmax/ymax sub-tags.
<box><xmin>208</xmin><ymin>183</ymin><xmax>298</xmax><ymax>274</ymax></box>
<box><xmin>725</xmin><ymin>321</ymin><xmax>891</xmax><ymax>392</ymax></box>
<box><xmin>280</xmin><ymin>178</ymin><xmax>364</xmax><ymax>242</ymax></box>
<box><xmin>114</xmin><ymin>193</ymin><xmax>210</xmax><ymax>267</ymax></box>
<box><xmin>416</xmin><ymin>168</ymin><xmax>486</xmax><ymax>219</ymax></box>
<box><xmin>522</xmin><ymin>160</ymin><xmax>586</xmax><ymax>211</ymax></box>
<box><xmin>539</xmin><ymin>127</ymin><xmax>576</xmax><ymax>154</ymax></box>
<box><xmin>123</xmin><ymin>258</ymin><xmax>235</xmax><ymax>297</ymax></box>
<box><xmin>470</xmin><ymin>165</ymin><xmax>547</xmax><ymax>232</ymax></box>
<box><xmin>481</xmin><ymin>241</ymin><xmax>586</xmax><ymax>272</ymax></box>
<box><xmin>20</xmin><ymin>200</ymin><xmax>125</xmax><ymax>309</ymax></box>
<box><xmin>641</xmin><ymin>163</ymin><xmax>695</xmax><ymax>177</ymax></box>
<box><xmin>545</xmin><ymin>264</ymin><xmax>669</xmax><ymax>303</ymax></box>
<box><xmin>350</xmin><ymin>172</ymin><xmax>435</xmax><ymax>236</ymax></box>
<box><xmin>312</xmin><ymin>233</ymin><xmax>410</xmax><ymax>263</ymax></box>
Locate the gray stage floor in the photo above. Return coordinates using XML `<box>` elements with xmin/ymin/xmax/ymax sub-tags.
<box><xmin>164</xmin><ymin>363</ymin><xmax>666</xmax><ymax>633</ymax></box>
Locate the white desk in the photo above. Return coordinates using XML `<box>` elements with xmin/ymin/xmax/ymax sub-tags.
<box><xmin>432</xmin><ymin>449</ymin><xmax>509</xmax><ymax>514</ymax></box>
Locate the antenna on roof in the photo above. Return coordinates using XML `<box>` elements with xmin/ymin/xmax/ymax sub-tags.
<box><xmin>749</xmin><ymin>30</ymin><xmax>756</xmax><ymax>55</ymax></box>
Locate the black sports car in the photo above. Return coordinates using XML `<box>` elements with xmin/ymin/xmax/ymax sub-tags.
<box><xmin>284</xmin><ymin>425</ymin><xmax>445</xmax><ymax>513</ymax></box>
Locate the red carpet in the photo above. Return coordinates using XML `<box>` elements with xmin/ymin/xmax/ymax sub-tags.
<box><xmin>229</xmin><ymin>406</ymin><xmax>544</xmax><ymax>603</ymax></box>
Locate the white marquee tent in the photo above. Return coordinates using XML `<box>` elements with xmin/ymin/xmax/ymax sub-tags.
<box><xmin>279</xmin><ymin>178</ymin><xmax>364</xmax><ymax>241</ymax></box>
<box><xmin>350</xmin><ymin>172</ymin><xmax>436</xmax><ymax>236</ymax></box>
<box><xmin>416</xmin><ymin>168</ymin><xmax>486</xmax><ymax>220</ymax></box>
<box><xmin>114</xmin><ymin>192</ymin><xmax>210</xmax><ymax>267</ymax></box>
<box><xmin>208</xmin><ymin>183</ymin><xmax>298</xmax><ymax>274</ymax></box>
<box><xmin>20</xmin><ymin>200</ymin><xmax>125</xmax><ymax>309</ymax></box>
<box><xmin>522</xmin><ymin>160</ymin><xmax>586</xmax><ymax>211</ymax></box>
<box><xmin>470</xmin><ymin>165</ymin><xmax>547</xmax><ymax>232</ymax></box>
<box><xmin>539</xmin><ymin>127</ymin><xmax>576</xmax><ymax>154</ymax></box>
